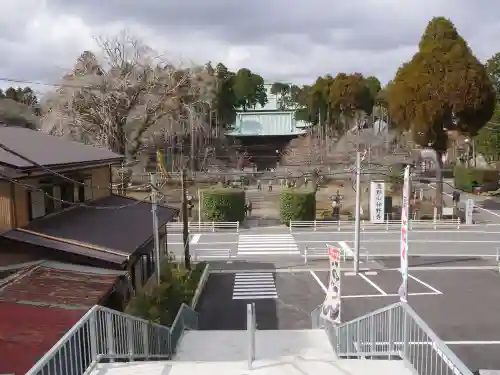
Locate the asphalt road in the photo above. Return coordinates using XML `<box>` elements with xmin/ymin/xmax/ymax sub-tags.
<box><xmin>196</xmin><ymin>265</ymin><xmax>500</xmax><ymax>371</ymax></box>
<box><xmin>167</xmin><ymin>229</ymin><xmax>500</xmax><ymax>261</ymax></box>
<box><xmin>196</xmin><ymin>268</ymin><xmax>325</xmax><ymax>330</ymax></box>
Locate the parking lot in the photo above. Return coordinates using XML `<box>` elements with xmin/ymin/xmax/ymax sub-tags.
<box><xmin>196</xmin><ymin>264</ymin><xmax>500</xmax><ymax>371</ymax></box>
<box><xmin>311</xmin><ymin>268</ymin><xmax>500</xmax><ymax>371</ymax></box>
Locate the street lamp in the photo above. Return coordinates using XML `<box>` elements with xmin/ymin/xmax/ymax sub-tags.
<box><xmin>464</xmin><ymin>138</ymin><xmax>470</xmax><ymax>167</ymax></box>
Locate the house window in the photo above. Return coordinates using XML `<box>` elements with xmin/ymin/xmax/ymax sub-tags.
<box><xmin>74</xmin><ymin>178</ymin><xmax>93</xmax><ymax>203</ymax></box>
<box><xmin>60</xmin><ymin>183</ymin><xmax>74</xmax><ymax>209</ymax></box>
<box><xmin>28</xmin><ymin>190</ymin><xmax>45</xmax><ymax>220</ymax></box>
<box><xmin>84</xmin><ymin>178</ymin><xmax>93</xmax><ymax>201</ymax></box>
<box><xmin>53</xmin><ymin>185</ymin><xmax>62</xmax><ymax>211</ymax></box>
<box><xmin>43</xmin><ymin>186</ymin><xmax>55</xmax><ymax>215</ymax></box>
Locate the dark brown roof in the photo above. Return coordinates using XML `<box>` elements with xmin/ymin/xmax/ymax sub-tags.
<box><xmin>1</xmin><ymin>195</ymin><xmax>179</xmax><ymax>263</ymax></box>
<box><xmin>1</xmin><ymin>228</ymin><xmax>128</xmax><ymax>265</ymax></box>
<box><xmin>0</xmin><ymin>126</ymin><xmax>123</xmax><ymax>170</ymax></box>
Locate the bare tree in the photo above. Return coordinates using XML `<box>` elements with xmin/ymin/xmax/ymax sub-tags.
<box><xmin>41</xmin><ymin>31</ymin><xmax>215</xmax><ymax>161</ymax></box>
<box><xmin>282</xmin><ymin>134</ymin><xmax>323</xmax><ymax>169</ymax></box>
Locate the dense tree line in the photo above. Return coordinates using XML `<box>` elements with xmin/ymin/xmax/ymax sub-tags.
<box><xmin>0</xmin><ymin>86</ymin><xmax>40</xmax><ymax>128</ymax></box>
<box><xmin>474</xmin><ymin>52</ymin><xmax>500</xmax><ymax>162</ymax></box>
<box><xmin>0</xmin><ymin>86</ymin><xmax>38</xmax><ymax>107</ymax></box>
<box><xmin>205</xmin><ymin>63</ymin><xmax>267</xmax><ymax>131</ymax></box>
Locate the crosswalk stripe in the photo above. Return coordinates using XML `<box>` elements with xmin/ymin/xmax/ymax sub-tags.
<box><xmin>193</xmin><ymin>248</ymin><xmax>230</xmax><ymax>260</ymax></box>
<box><xmin>232</xmin><ymin>272</ymin><xmax>277</xmax><ymax>300</ymax></box>
<box><xmin>238</xmin><ymin>251</ymin><xmax>300</xmax><ymax>255</ymax></box>
<box><xmin>237</xmin><ymin>234</ymin><xmax>300</xmax><ymax>256</ymax></box>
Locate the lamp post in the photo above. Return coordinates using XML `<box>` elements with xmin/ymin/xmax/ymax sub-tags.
<box><xmin>419</xmin><ymin>148</ymin><xmax>443</xmax><ymax>216</ymax></box>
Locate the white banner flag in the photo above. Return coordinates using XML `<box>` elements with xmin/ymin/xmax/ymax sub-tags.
<box><xmin>320</xmin><ymin>245</ymin><xmax>342</xmax><ymax>323</ymax></box>
<box><xmin>399</xmin><ymin>165</ymin><xmax>410</xmax><ymax>302</ymax></box>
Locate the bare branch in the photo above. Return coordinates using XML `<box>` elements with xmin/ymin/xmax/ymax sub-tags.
<box><xmin>282</xmin><ymin>133</ymin><xmax>323</xmax><ymax>169</ymax></box>
<box><xmin>40</xmin><ymin>30</ymin><xmax>216</xmax><ymax>160</ymax></box>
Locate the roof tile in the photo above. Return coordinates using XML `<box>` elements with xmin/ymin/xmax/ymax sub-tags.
<box><xmin>0</xmin><ymin>263</ymin><xmax>119</xmax><ymax>374</ymax></box>
<box><xmin>0</xmin><ymin>265</ymin><xmax>118</xmax><ymax>309</ymax></box>
<box><xmin>0</xmin><ymin>302</ymin><xmax>84</xmax><ymax>375</ymax></box>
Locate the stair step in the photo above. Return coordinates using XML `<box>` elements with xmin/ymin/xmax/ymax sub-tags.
<box><xmin>89</xmin><ymin>358</ymin><xmax>411</xmax><ymax>375</ymax></box>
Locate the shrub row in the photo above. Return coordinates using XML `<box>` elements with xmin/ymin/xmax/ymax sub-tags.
<box><xmin>200</xmin><ymin>187</ymin><xmax>245</xmax><ymax>222</ymax></box>
<box><xmin>126</xmin><ymin>261</ymin><xmax>205</xmax><ymax>326</ymax></box>
<box><xmin>454</xmin><ymin>166</ymin><xmax>499</xmax><ymax>192</ymax></box>
<box><xmin>279</xmin><ymin>189</ymin><xmax>316</xmax><ymax>224</ymax></box>
<box><xmin>198</xmin><ymin>187</ymin><xmax>318</xmax><ymax>224</ymax></box>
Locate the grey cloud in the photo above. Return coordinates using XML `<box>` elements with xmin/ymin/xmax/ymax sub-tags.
<box><xmin>0</xmin><ymin>0</ymin><xmax>499</xmax><ymax>89</ymax></box>
<box><xmin>48</xmin><ymin>0</ymin><xmax>426</xmax><ymax>49</ymax></box>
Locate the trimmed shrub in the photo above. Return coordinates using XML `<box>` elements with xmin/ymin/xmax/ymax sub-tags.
<box><xmin>126</xmin><ymin>261</ymin><xmax>205</xmax><ymax>325</ymax></box>
<box><xmin>454</xmin><ymin>166</ymin><xmax>499</xmax><ymax>192</ymax></box>
<box><xmin>279</xmin><ymin>189</ymin><xmax>316</xmax><ymax>224</ymax></box>
<box><xmin>201</xmin><ymin>187</ymin><xmax>245</xmax><ymax>222</ymax></box>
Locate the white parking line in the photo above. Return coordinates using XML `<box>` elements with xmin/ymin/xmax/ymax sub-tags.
<box><xmin>342</xmin><ymin>292</ymin><xmax>439</xmax><ymax>299</ymax></box>
<box><xmin>309</xmin><ymin>270</ymin><xmax>327</xmax><ymax>293</ymax></box>
<box><xmin>408</xmin><ymin>274</ymin><xmax>443</xmax><ymax>294</ymax></box>
<box><xmin>359</xmin><ymin>273</ymin><xmax>388</xmax><ymax>295</ymax></box>
<box><xmin>337</xmin><ymin>241</ymin><xmax>354</xmax><ymax>256</ymax></box>
<box><xmin>190</xmin><ymin>234</ymin><xmax>201</xmax><ymax>244</ymax></box>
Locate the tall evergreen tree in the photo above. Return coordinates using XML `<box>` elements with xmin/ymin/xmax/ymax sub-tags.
<box><xmin>386</xmin><ymin>17</ymin><xmax>495</xmax><ymax>211</ymax></box>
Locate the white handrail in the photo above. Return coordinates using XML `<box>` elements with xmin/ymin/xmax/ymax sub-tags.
<box><xmin>26</xmin><ymin>305</ymin><xmax>178</xmax><ymax>375</ymax></box>
<box><xmin>290</xmin><ymin>219</ymin><xmax>462</xmax><ymax>232</ymax></box>
<box><xmin>167</xmin><ymin>221</ymin><xmax>240</xmax><ymax>232</ymax></box>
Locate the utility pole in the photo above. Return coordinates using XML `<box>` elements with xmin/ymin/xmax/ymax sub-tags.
<box><xmin>150</xmin><ymin>173</ymin><xmax>161</xmax><ymax>284</ymax></box>
<box><xmin>198</xmin><ymin>188</ymin><xmax>202</xmax><ymax>226</ymax></box>
<box><xmin>354</xmin><ymin>151</ymin><xmax>361</xmax><ymax>274</ymax></box>
<box><xmin>181</xmin><ymin>169</ymin><xmax>191</xmax><ymax>270</ymax></box>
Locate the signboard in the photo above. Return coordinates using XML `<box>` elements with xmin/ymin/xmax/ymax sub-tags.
<box><xmin>466</xmin><ymin>199</ymin><xmax>474</xmax><ymax>225</ymax></box>
<box><xmin>370</xmin><ymin>181</ymin><xmax>385</xmax><ymax>223</ymax></box>
<box><xmin>320</xmin><ymin>245</ymin><xmax>342</xmax><ymax>323</ymax></box>
<box><xmin>399</xmin><ymin>166</ymin><xmax>410</xmax><ymax>303</ymax></box>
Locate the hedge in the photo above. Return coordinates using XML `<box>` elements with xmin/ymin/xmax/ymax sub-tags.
<box><xmin>279</xmin><ymin>189</ymin><xmax>316</xmax><ymax>224</ymax></box>
<box><xmin>454</xmin><ymin>166</ymin><xmax>499</xmax><ymax>192</ymax></box>
<box><xmin>201</xmin><ymin>187</ymin><xmax>245</xmax><ymax>222</ymax></box>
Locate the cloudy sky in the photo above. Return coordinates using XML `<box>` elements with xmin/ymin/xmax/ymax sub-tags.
<box><xmin>1</xmin><ymin>0</ymin><xmax>499</xmax><ymax>93</ymax></box>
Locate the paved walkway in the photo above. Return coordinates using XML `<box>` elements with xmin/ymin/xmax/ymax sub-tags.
<box><xmin>428</xmin><ymin>180</ymin><xmax>500</xmax><ymax>224</ymax></box>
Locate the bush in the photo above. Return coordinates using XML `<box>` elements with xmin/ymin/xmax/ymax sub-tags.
<box><xmin>454</xmin><ymin>166</ymin><xmax>499</xmax><ymax>192</ymax></box>
<box><xmin>126</xmin><ymin>262</ymin><xmax>206</xmax><ymax>326</ymax></box>
<box><xmin>279</xmin><ymin>189</ymin><xmax>316</xmax><ymax>224</ymax></box>
<box><xmin>201</xmin><ymin>187</ymin><xmax>245</xmax><ymax>222</ymax></box>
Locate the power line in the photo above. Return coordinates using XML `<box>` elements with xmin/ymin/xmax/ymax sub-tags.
<box><xmin>0</xmin><ymin>140</ymin><xmax>144</xmax><ymax>192</ymax></box>
<box><xmin>0</xmin><ymin>172</ymin><xmax>157</xmax><ymax>210</ymax></box>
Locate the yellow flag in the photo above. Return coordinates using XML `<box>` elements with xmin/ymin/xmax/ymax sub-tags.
<box><xmin>156</xmin><ymin>150</ymin><xmax>167</xmax><ymax>175</ymax></box>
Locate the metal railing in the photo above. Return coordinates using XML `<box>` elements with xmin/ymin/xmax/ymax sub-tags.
<box><xmin>290</xmin><ymin>219</ymin><xmax>462</xmax><ymax>232</ymax></box>
<box><xmin>355</xmin><ymin>248</ymin><xmax>500</xmax><ymax>267</ymax></box>
<box><xmin>303</xmin><ymin>246</ymin><xmax>366</xmax><ymax>264</ymax></box>
<box><xmin>167</xmin><ymin>221</ymin><xmax>240</xmax><ymax>232</ymax></box>
<box><xmin>312</xmin><ymin>302</ymin><xmax>473</xmax><ymax>375</ymax></box>
<box><xmin>304</xmin><ymin>246</ymin><xmax>500</xmax><ymax>265</ymax></box>
<box><xmin>26</xmin><ymin>304</ymin><xmax>198</xmax><ymax>375</ymax></box>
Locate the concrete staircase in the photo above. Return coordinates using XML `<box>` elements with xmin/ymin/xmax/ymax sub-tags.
<box><xmin>26</xmin><ymin>301</ymin><xmax>474</xmax><ymax>375</ymax></box>
<box><xmin>89</xmin><ymin>330</ymin><xmax>412</xmax><ymax>375</ymax></box>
